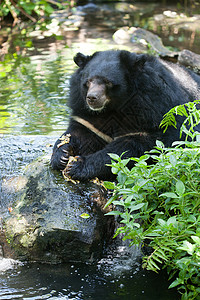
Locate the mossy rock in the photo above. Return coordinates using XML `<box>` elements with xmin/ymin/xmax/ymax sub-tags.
<box><xmin>2</xmin><ymin>155</ymin><xmax>114</xmax><ymax>263</ymax></box>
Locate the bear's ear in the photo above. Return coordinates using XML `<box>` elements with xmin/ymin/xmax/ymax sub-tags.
<box><xmin>73</xmin><ymin>52</ymin><xmax>91</xmax><ymax>68</ymax></box>
<box><xmin>119</xmin><ymin>50</ymin><xmax>144</xmax><ymax>72</ymax></box>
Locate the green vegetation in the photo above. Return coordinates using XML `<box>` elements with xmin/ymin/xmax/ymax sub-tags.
<box><xmin>105</xmin><ymin>101</ymin><xmax>200</xmax><ymax>300</ymax></box>
<box><xmin>0</xmin><ymin>1</ymin><xmax>75</xmax><ymax>24</ymax></box>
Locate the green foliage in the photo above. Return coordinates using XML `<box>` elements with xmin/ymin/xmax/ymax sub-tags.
<box><xmin>160</xmin><ymin>100</ymin><xmax>200</xmax><ymax>140</ymax></box>
<box><xmin>105</xmin><ymin>103</ymin><xmax>200</xmax><ymax>300</ymax></box>
<box><xmin>0</xmin><ymin>0</ymin><xmax>51</xmax><ymax>19</ymax></box>
<box><xmin>80</xmin><ymin>213</ymin><xmax>90</xmax><ymax>219</ymax></box>
<box><xmin>0</xmin><ymin>1</ymin><xmax>75</xmax><ymax>22</ymax></box>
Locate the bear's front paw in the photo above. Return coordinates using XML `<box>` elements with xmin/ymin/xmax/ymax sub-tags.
<box><xmin>64</xmin><ymin>156</ymin><xmax>89</xmax><ymax>181</ymax></box>
<box><xmin>51</xmin><ymin>144</ymin><xmax>74</xmax><ymax>170</ymax></box>
<box><xmin>59</xmin><ymin>148</ymin><xmax>70</xmax><ymax>167</ymax></box>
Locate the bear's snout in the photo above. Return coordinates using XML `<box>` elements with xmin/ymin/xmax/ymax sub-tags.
<box><xmin>86</xmin><ymin>79</ymin><xmax>109</xmax><ymax>111</ymax></box>
<box><xmin>86</xmin><ymin>92</ymin><xmax>99</xmax><ymax>103</ymax></box>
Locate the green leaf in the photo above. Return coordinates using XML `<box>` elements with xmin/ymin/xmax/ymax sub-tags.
<box><xmin>104</xmin><ymin>196</ymin><xmax>115</xmax><ymax>208</ymax></box>
<box><xmin>152</xmin><ymin>255</ymin><xmax>163</xmax><ymax>264</ymax></box>
<box><xmin>169</xmin><ymin>154</ymin><xmax>177</xmax><ymax>166</ymax></box>
<box><xmin>169</xmin><ymin>278</ymin><xmax>183</xmax><ymax>289</ymax></box>
<box><xmin>124</xmin><ymin>195</ymin><xmax>134</xmax><ymax>204</ymax></box>
<box><xmin>145</xmin><ymin>232</ymin><xmax>162</xmax><ymax>237</ymax></box>
<box><xmin>80</xmin><ymin>213</ymin><xmax>90</xmax><ymax>219</ymax></box>
<box><xmin>178</xmin><ymin>241</ymin><xmax>196</xmax><ymax>255</ymax></box>
<box><xmin>113</xmin><ymin>200</ymin><xmax>124</xmax><ymax>206</ymax></box>
<box><xmin>187</xmin><ymin>215</ymin><xmax>196</xmax><ymax>223</ymax></box>
<box><xmin>167</xmin><ymin>216</ymin><xmax>177</xmax><ymax>226</ymax></box>
<box><xmin>156</xmin><ymin>140</ymin><xmax>164</xmax><ymax>148</ymax></box>
<box><xmin>191</xmin><ymin>236</ymin><xmax>200</xmax><ymax>245</ymax></box>
<box><xmin>0</xmin><ymin>71</ymin><xmax>6</xmax><ymax>78</ymax></box>
<box><xmin>130</xmin><ymin>203</ymin><xmax>145</xmax><ymax>212</ymax></box>
<box><xmin>105</xmin><ymin>211</ymin><xmax>122</xmax><ymax>216</ymax></box>
<box><xmin>158</xmin><ymin>219</ymin><xmax>166</xmax><ymax>226</ymax></box>
<box><xmin>137</xmin><ymin>179</ymin><xmax>150</xmax><ymax>188</ymax></box>
<box><xmin>44</xmin><ymin>4</ymin><xmax>54</xmax><ymax>14</ymax></box>
<box><xmin>132</xmin><ymin>222</ymin><xmax>140</xmax><ymax>228</ymax></box>
<box><xmin>159</xmin><ymin>192</ymin><xmax>178</xmax><ymax>198</ymax></box>
<box><xmin>121</xmin><ymin>158</ymin><xmax>130</xmax><ymax>166</ymax></box>
<box><xmin>108</xmin><ymin>153</ymin><xmax>120</xmax><ymax>161</ymax></box>
<box><xmin>161</xmin><ymin>246</ymin><xmax>175</xmax><ymax>253</ymax></box>
<box><xmin>111</xmin><ymin>166</ymin><xmax>119</xmax><ymax>174</ymax></box>
<box><xmin>103</xmin><ymin>181</ymin><xmax>115</xmax><ymax>190</ymax></box>
<box><xmin>176</xmin><ymin>180</ymin><xmax>185</xmax><ymax>196</ymax></box>
<box><xmin>155</xmin><ymin>249</ymin><xmax>168</xmax><ymax>261</ymax></box>
<box><xmin>117</xmin><ymin>172</ymin><xmax>127</xmax><ymax>185</ymax></box>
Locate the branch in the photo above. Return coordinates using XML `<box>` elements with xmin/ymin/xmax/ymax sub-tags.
<box><xmin>10</xmin><ymin>0</ymin><xmax>37</xmax><ymax>23</ymax></box>
<box><xmin>4</xmin><ymin>0</ymin><xmax>19</xmax><ymax>25</ymax></box>
<box><xmin>45</xmin><ymin>0</ymin><xmax>61</xmax><ymax>6</ymax></box>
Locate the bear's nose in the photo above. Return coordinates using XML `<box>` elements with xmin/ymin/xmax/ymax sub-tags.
<box><xmin>86</xmin><ymin>94</ymin><xmax>98</xmax><ymax>103</ymax></box>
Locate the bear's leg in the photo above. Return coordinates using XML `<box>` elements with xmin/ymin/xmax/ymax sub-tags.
<box><xmin>66</xmin><ymin>133</ymin><xmax>158</xmax><ymax>180</ymax></box>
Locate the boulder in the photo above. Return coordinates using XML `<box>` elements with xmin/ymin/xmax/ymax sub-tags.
<box><xmin>1</xmin><ymin>155</ymin><xmax>114</xmax><ymax>264</ymax></box>
<box><xmin>178</xmin><ymin>49</ymin><xmax>200</xmax><ymax>72</ymax></box>
<box><xmin>130</xmin><ymin>27</ymin><xmax>177</xmax><ymax>57</ymax></box>
<box><xmin>113</xmin><ymin>27</ymin><xmax>177</xmax><ymax>57</ymax></box>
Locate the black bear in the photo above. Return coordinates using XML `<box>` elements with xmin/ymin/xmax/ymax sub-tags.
<box><xmin>51</xmin><ymin>50</ymin><xmax>200</xmax><ymax>180</ymax></box>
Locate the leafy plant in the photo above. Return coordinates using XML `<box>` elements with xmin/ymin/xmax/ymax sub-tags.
<box><xmin>160</xmin><ymin>99</ymin><xmax>200</xmax><ymax>140</ymax></box>
<box><xmin>0</xmin><ymin>1</ymin><xmax>75</xmax><ymax>24</ymax></box>
<box><xmin>105</xmin><ymin>101</ymin><xmax>200</xmax><ymax>300</ymax></box>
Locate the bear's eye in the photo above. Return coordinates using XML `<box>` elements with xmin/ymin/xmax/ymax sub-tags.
<box><xmin>106</xmin><ymin>82</ymin><xmax>113</xmax><ymax>88</ymax></box>
<box><xmin>84</xmin><ymin>80</ymin><xmax>89</xmax><ymax>88</ymax></box>
<box><xmin>104</xmin><ymin>80</ymin><xmax>113</xmax><ymax>88</ymax></box>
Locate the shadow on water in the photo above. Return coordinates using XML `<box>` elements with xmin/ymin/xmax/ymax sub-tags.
<box><xmin>0</xmin><ymin>259</ymin><xmax>178</xmax><ymax>300</ymax></box>
<box><xmin>1</xmin><ymin>1</ymin><xmax>199</xmax><ymax>299</ymax></box>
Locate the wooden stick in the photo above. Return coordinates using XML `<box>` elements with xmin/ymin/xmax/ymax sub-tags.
<box><xmin>10</xmin><ymin>0</ymin><xmax>37</xmax><ymax>23</ymax></box>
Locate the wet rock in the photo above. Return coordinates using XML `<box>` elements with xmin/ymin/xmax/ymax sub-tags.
<box><xmin>153</xmin><ymin>11</ymin><xmax>200</xmax><ymax>32</ymax></box>
<box><xmin>1</xmin><ymin>155</ymin><xmax>114</xmax><ymax>264</ymax></box>
<box><xmin>113</xmin><ymin>28</ymin><xmax>131</xmax><ymax>45</ymax></box>
<box><xmin>77</xmin><ymin>3</ymin><xmax>100</xmax><ymax>13</ymax></box>
<box><xmin>113</xmin><ymin>27</ymin><xmax>177</xmax><ymax>57</ymax></box>
<box><xmin>113</xmin><ymin>27</ymin><xmax>200</xmax><ymax>71</ymax></box>
<box><xmin>113</xmin><ymin>27</ymin><xmax>147</xmax><ymax>53</ymax></box>
<box><xmin>178</xmin><ymin>49</ymin><xmax>200</xmax><ymax>72</ymax></box>
<box><xmin>130</xmin><ymin>27</ymin><xmax>177</xmax><ymax>57</ymax></box>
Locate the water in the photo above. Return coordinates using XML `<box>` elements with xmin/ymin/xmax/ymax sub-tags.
<box><xmin>0</xmin><ymin>261</ymin><xmax>175</xmax><ymax>300</ymax></box>
<box><xmin>1</xmin><ymin>1</ymin><xmax>199</xmax><ymax>298</ymax></box>
<box><xmin>0</xmin><ymin>54</ymin><xmax>72</xmax><ymax>135</ymax></box>
<box><xmin>0</xmin><ymin>245</ymin><xmax>178</xmax><ymax>300</ymax></box>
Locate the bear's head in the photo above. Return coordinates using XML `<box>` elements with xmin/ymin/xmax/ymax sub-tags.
<box><xmin>73</xmin><ymin>50</ymin><xmax>138</xmax><ymax>112</ymax></box>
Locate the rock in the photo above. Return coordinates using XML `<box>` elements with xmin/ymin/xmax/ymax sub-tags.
<box><xmin>1</xmin><ymin>155</ymin><xmax>114</xmax><ymax>264</ymax></box>
<box><xmin>130</xmin><ymin>27</ymin><xmax>177</xmax><ymax>57</ymax></box>
<box><xmin>113</xmin><ymin>28</ymin><xmax>130</xmax><ymax>45</ymax></box>
<box><xmin>178</xmin><ymin>49</ymin><xmax>200</xmax><ymax>72</ymax></box>
<box><xmin>113</xmin><ymin>27</ymin><xmax>149</xmax><ymax>53</ymax></box>
<box><xmin>113</xmin><ymin>27</ymin><xmax>178</xmax><ymax>57</ymax></box>
<box><xmin>77</xmin><ymin>3</ymin><xmax>100</xmax><ymax>13</ymax></box>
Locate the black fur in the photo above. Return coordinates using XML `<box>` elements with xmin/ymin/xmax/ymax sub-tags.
<box><xmin>51</xmin><ymin>50</ymin><xmax>200</xmax><ymax>180</ymax></box>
